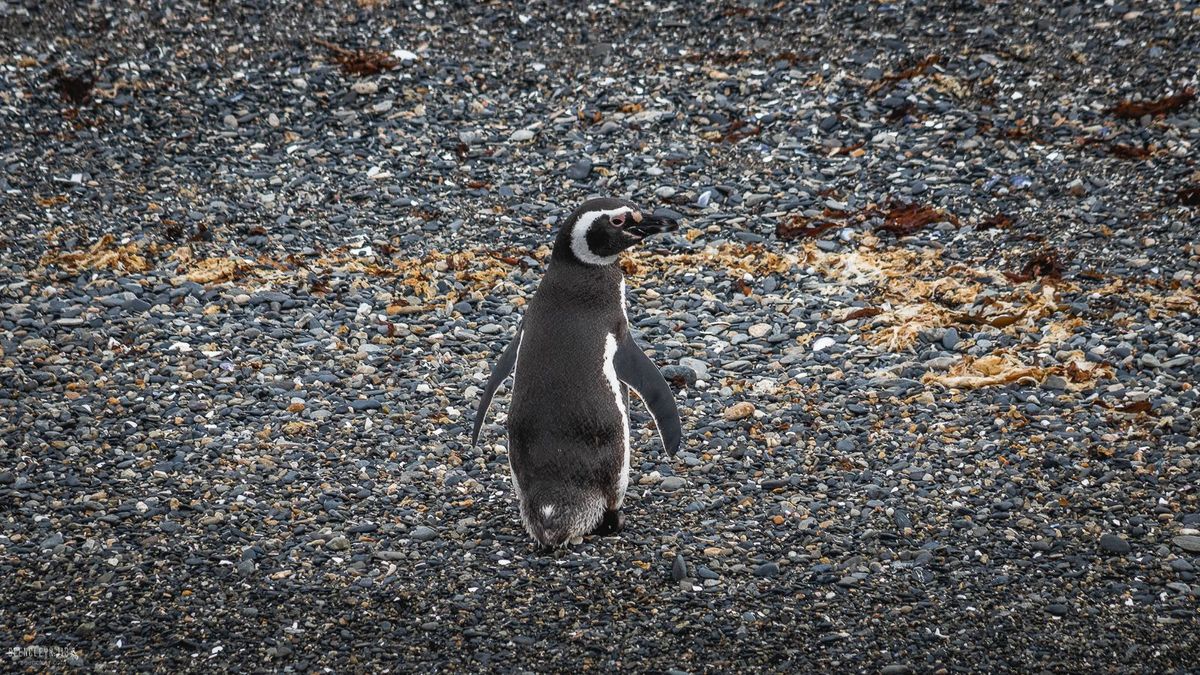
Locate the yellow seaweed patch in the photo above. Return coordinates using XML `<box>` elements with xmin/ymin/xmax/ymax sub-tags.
<box><xmin>184</xmin><ymin>257</ymin><xmax>245</xmax><ymax>284</ymax></box>
<box><xmin>41</xmin><ymin>234</ymin><xmax>151</xmax><ymax>273</ymax></box>
<box><xmin>922</xmin><ymin>351</ymin><xmax>1113</xmax><ymax>391</ymax></box>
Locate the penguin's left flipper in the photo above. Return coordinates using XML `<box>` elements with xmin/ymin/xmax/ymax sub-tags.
<box><xmin>469</xmin><ymin>325</ymin><xmax>522</xmax><ymax>447</ymax></box>
<box><xmin>615</xmin><ymin>333</ymin><xmax>682</xmax><ymax>456</ymax></box>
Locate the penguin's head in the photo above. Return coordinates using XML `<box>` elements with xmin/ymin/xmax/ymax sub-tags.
<box><xmin>557</xmin><ymin>197</ymin><xmax>678</xmax><ymax>266</ymax></box>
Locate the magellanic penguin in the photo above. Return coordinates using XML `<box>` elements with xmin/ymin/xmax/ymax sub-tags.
<box><xmin>471</xmin><ymin>197</ymin><xmax>683</xmax><ymax>548</ymax></box>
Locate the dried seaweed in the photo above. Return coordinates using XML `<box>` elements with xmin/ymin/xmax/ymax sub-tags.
<box><xmin>184</xmin><ymin>257</ymin><xmax>244</xmax><ymax>284</ymax></box>
<box><xmin>1117</xmin><ymin>400</ymin><xmax>1154</xmax><ymax>415</ymax></box>
<box><xmin>922</xmin><ymin>351</ymin><xmax>1112</xmax><ymax>391</ymax></box>
<box><xmin>314</xmin><ymin>38</ymin><xmax>397</xmax><ymax>76</ymax></box>
<box><xmin>876</xmin><ymin>202</ymin><xmax>958</xmax><ymax>237</ymax></box>
<box><xmin>922</xmin><ymin>354</ymin><xmax>1043</xmax><ymax>389</ymax></box>
<box><xmin>868</xmin><ymin>54</ymin><xmax>941</xmax><ymax>95</ymax></box>
<box><xmin>42</xmin><ymin>234</ymin><xmax>151</xmax><ymax>273</ymax></box>
<box><xmin>1004</xmin><ymin>248</ymin><xmax>1067</xmax><ymax>282</ymax></box>
<box><xmin>707</xmin><ymin>118</ymin><xmax>761</xmax><ymax>144</ymax></box>
<box><xmin>952</xmin><ymin>308</ymin><xmax>1027</xmax><ymax>328</ymax></box>
<box><xmin>1110</xmin><ymin>143</ymin><xmax>1151</xmax><ymax>159</ymax></box>
<box><xmin>35</xmin><ymin>195</ymin><xmax>68</xmax><ymax>208</ymax></box>
<box><xmin>978</xmin><ymin>213</ymin><xmax>1013</xmax><ymax>230</ymax></box>
<box><xmin>837</xmin><ymin>307</ymin><xmax>883</xmax><ymax>323</ymax></box>
<box><xmin>1109</xmin><ymin>88</ymin><xmax>1196</xmax><ymax>119</ymax></box>
<box><xmin>866</xmin><ymin>303</ymin><xmax>952</xmax><ymax>352</ymax></box>
<box><xmin>775</xmin><ymin>216</ymin><xmax>838</xmax><ymax>240</ymax></box>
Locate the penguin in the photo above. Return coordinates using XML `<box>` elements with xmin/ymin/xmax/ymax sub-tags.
<box><xmin>470</xmin><ymin>197</ymin><xmax>683</xmax><ymax>548</ymax></box>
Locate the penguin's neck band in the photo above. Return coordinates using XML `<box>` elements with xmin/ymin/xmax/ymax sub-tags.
<box><xmin>569</xmin><ymin>207</ymin><xmax>631</xmax><ymax>266</ymax></box>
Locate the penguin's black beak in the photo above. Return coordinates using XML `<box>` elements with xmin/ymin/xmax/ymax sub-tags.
<box><xmin>626</xmin><ymin>211</ymin><xmax>679</xmax><ymax>239</ymax></box>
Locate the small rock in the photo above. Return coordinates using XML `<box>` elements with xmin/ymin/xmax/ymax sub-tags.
<box><xmin>1173</xmin><ymin>535</ymin><xmax>1200</xmax><ymax>552</ymax></box>
<box><xmin>326</xmin><ymin>535</ymin><xmax>350</xmax><ymax>551</ymax></box>
<box><xmin>752</xmin><ymin>378</ymin><xmax>778</xmax><ymax>395</ymax></box>
<box><xmin>723</xmin><ymin>402</ymin><xmax>755</xmax><ymax>421</ymax></box>
<box><xmin>660</xmin><ymin>476</ymin><xmax>686</xmax><ymax>491</ymax></box>
<box><xmin>942</xmin><ymin>328</ymin><xmax>959</xmax><ymax>351</ymax></box>
<box><xmin>672</xmin><ymin>553</ymin><xmax>688</xmax><ymax>581</ymax></box>
<box><xmin>1042</xmin><ymin>375</ymin><xmax>1069</xmax><ymax>390</ymax></box>
<box><xmin>1099</xmin><ymin>533</ymin><xmax>1131</xmax><ymax>554</ymax></box>
<box><xmin>352</xmin><ymin>81</ymin><xmax>379</xmax><ymax>95</ymax></box>
<box><xmin>661</xmin><ymin>365</ymin><xmax>697</xmax><ymax>388</ymax></box>
<box><xmin>509</xmin><ymin>129</ymin><xmax>535</xmax><ymax>142</ymax></box>
<box><xmin>566</xmin><ymin>158</ymin><xmax>592</xmax><ymax>180</ymax></box>
<box><xmin>123</xmin><ymin>298</ymin><xmax>152</xmax><ymax>313</ymax></box>
<box><xmin>812</xmin><ymin>336</ymin><xmax>836</xmax><ymax>352</ymax></box>
<box><xmin>350</xmin><ymin>398</ymin><xmax>382</xmax><ymax>411</ymax></box>
<box><xmin>748</xmin><ymin>323</ymin><xmax>771</xmax><ymax>338</ymax></box>
<box><xmin>753</xmin><ymin>562</ymin><xmax>780</xmax><ymax>578</ymax></box>
<box><xmin>678</xmin><ymin>357</ymin><xmax>709</xmax><ymax>380</ymax></box>
<box><xmin>1046</xmin><ymin>603</ymin><xmax>1069</xmax><ymax>616</ymax></box>
<box><xmin>411</xmin><ymin>526</ymin><xmax>437</xmax><ymax>542</ymax></box>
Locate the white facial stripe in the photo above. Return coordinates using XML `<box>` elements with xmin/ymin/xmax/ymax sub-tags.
<box><xmin>603</xmin><ymin>333</ymin><xmax>632</xmax><ymax>507</ymax></box>
<box><xmin>570</xmin><ymin>207</ymin><xmax>632</xmax><ymax>266</ymax></box>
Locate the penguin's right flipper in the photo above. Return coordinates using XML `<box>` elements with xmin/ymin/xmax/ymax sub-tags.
<box><xmin>615</xmin><ymin>333</ymin><xmax>682</xmax><ymax>455</ymax></box>
<box><xmin>470</xmin><ymin>325</ymin><xmax>522</xmax><ymax>447</ymax></box>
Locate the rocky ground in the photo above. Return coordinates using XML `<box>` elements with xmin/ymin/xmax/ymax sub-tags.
<box><xmin>2</xmin><ymin>0</ymin><xmax>1199</xmax><ymax>671</ymax></box>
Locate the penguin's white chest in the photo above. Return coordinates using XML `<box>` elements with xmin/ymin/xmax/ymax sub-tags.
<box><xmin>602</xmin><ymin>333</ymin><xmax>632</xmax><ymax>503</ymax></box>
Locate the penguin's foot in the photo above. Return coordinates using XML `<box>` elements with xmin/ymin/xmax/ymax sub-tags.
<box><xmin>591</xmin><ymin>509</ymin><xmax>625</xmax><ymax>536</ymax></box>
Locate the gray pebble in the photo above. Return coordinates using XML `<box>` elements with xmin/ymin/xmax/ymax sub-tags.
<box><xmin>411</xmin><ymin>526</ymin><xmax>438</xmax><ymax>542</ymax></box>
<box><xmin>1173</xmin><ymin>535</ymin><xmax>1200</xmax><ymax>553</ymax></box>
<box><xmin>672</xmin><ymin>553</ymin><xmax>688</xmax><ymax>581</ymax></box>
<box><xmin>753</xmin><ymin>562</ymin><xmax>780</xmax><ymax>578</ymax></box>
<box><xmin>1099</xmin><ymin>533</ymin><xmax>1131</xmax><ymax>554</ymax></box>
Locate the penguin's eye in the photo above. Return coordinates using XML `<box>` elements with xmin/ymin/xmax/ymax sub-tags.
<box><xmin>609</xmin><ymin>213</ymin><xmax>626</xmax><ymax>228</ymax></box>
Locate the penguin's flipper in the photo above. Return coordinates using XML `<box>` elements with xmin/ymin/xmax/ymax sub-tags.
<box><xmin>615</xmin><ymin>333</ymin><xmax>682</xmax><ymax>455</ymax></box>
<box><xmin>470</xmin><ymin>325</ymin><xmax>522</xmax><ymax>447</ymax></box>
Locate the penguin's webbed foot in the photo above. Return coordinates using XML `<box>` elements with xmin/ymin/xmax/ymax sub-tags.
<box><xmin>591</xmin><ymin>509</ymin><xmax>625</xmax><ymax>536</ymax></box>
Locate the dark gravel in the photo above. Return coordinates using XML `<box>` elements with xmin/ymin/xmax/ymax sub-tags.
<box><xmin>2</xmin><ymin>0</ymin><xmax>1199</xmax><ymax>672</ymax></box>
